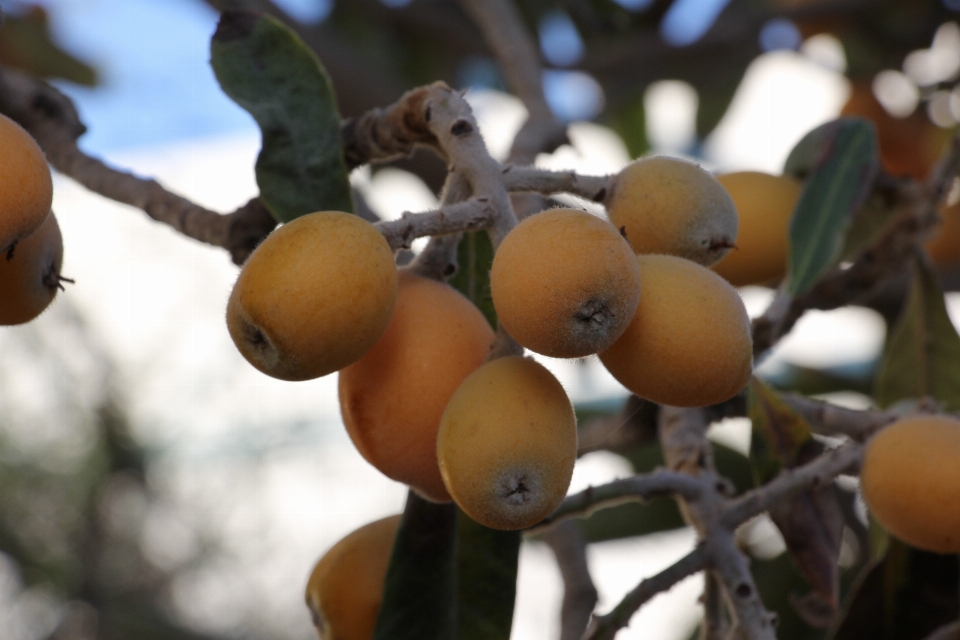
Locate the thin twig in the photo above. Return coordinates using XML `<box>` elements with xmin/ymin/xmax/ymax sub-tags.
<box><xmin>721</xmin><ymin>442</ymin><xmax>863</xmax><ymax>528</ymax></box>
<box><xmin>456</xmin><ymin>0</ymin><xmax>566</xmax><ymax>164</ymax></box>
<box><xmin>531</xmin><ymin>469</ymin><xmax>704</xmax><ymax>532</ymax></box>
<box><xmin>539</xmin><ymin>521</ymin><xmax>599</xmax><ymax>640</ymax></box>
<box><xmin>502</xmin><ymin>166</ymin><xmax>613</xmax><ymax>204</ymax></box>
<box><xmin>582</xmin><ymin>543</ymin><xmax>711</xmax><ymax>640</ymax></box>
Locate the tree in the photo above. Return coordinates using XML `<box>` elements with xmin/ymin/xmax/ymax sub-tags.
<box><xmin>2</xmin><ymin>1</ymin><xmax>960</xmax><ymax>639</ymax></box>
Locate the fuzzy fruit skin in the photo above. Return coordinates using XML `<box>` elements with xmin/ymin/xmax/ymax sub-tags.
<box><xmin>437</xmin><ymin>356</ymin><xmax>577</xmax><ymax>530</ymax></box>
<box><xmin>0</xmin><ymin>212</ymin><xmax>63</xmax><ymax>326</ymax></box>
<box><xmin>605</xmin><ymin>156</ymin><xmax>738</xmax><ymax>266</ymax></box>
<box><xmin>227</xmin><ymin>211</ymin><xmax>398</xmax><ymax>381</ymax></box>
<box><xmin>599</xmin><ymin>254</ymin><xmax>752</xmax><ymax>407</ymax></box>
<box><xmin>711</xmin><ymin>172</ymin><xmax>802</xmax><ymax>287</ymax></box>
<box><xmin>305</xmin><ymin>514</ymin><xmax>401</xmax><ymax>640</ymax></box>
<box><xmin>861</xmin><ymin>416</ymin><xmax>960</xmax><ymax>554</ymax></box>
<box><xmin>490</xmin><ymin>208</ymin><xmax>641</xmax><ymax>358</ymax></box>
<box><xmin>0</xmin><ymin>113</ymin><xmax>54</xmax><ymax>253</ymax></box>
<box><xmin>339</xmin><ymin>269</ymin><xmax>494</xmax><ymax>502</ymax></box>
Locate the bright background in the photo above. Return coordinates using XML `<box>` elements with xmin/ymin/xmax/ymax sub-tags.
<box><xmin>0</xmin><ymin>0</ymin><xmax>928</xmax><ymax>638</ymax></box>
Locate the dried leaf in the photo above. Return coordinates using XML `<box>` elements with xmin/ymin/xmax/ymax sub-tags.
<box><xmin>749</xmin><ymin>378</ymin><xmax>843</xmax><ymax>606</ymax></box>
<box><xmin>875</xmin><ymin>256</ymin><xmax>960</xmax><ymax>410</ymax></box>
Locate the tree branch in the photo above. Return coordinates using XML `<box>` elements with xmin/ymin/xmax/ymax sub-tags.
<box><xmin>531</xmin><ymin>468</ymin><xmax>704</xmax><ymax>532</ymax></box>
<box><xmin>456</xmin><ymin>0</ymin><xmax>566</xmax><ymax>165</ymax></box>
<box><xmin>582</xmin><ymin>543</ymin><xmax>711</xmax><ymax>640</ymax></box>
<box><xmin>0</xmin><ymin>64</ymin><xmax>276</xmax><ymax>265</ymax></box>
<box><xmin>539</xmin><ymin>520</ymin><xmax>599</xmax><ymax>640</ymax></box>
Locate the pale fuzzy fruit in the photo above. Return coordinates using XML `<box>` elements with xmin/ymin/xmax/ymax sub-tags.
<box><xmin>861</xmin><ymin>416</ymin><xmax>960</xmax><ymax>554</ymax></box>
<box><xmin>339</xmin><ymin>269</ymin><xmax>494</xmax><ymax>502</ymax></box>
<box><xmin>712</xmin><ymin>172</ymin><xmax>802</xmax><ymax>287</ymax></box>
<box><xmin>0</xmin><ymin>212</ymin><xmax>64</xmax><ymax>326</ymax></box>
<box><xmin>437</xmin><ymin>356</ymin><xmax>577</xmax><ymax>530</ymax></box>
<box><xmin>599</xmin><ymin>254</ymin><xmax>752</xmax><ymax>407</ymax></box>
<box><xmin>605</xmin><ymin>156</ymin><xmax>738</xmax><ymax>266</ymax></box>
<box><xmin>305</xmin><ymin>514</ymin><xmax>401</xmax><ymax>640</ymax></box>
<box><xmin>490</xmin><ymin>208</ymin><xmax>641</xmax><ymax>358</ymax></box>
<box><xmin>227</xmin><ymin>211</ymin><xmax>397</xmax><ymax>381</ymax></box>
<box><xmin>0</xmin><ymin>113</ymin><xmax>53</xmax><ymax>252</ymax></box>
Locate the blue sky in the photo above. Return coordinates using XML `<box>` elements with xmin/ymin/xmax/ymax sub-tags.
<box><xmin>23</xmin><ymin>0</ymin><xmax>257</xmax><ymax>152</ymax></box>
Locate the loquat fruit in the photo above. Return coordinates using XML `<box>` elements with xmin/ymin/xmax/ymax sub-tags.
<box><xmin>0</xmin><ymin>113</ymin><xmax>53</xmax><ymax>253</ymax></box>
<box><xmin>437</xmin><ymin>356</ymin><xmax>577</xmax><ymax>530</ymax></box>
<box><xmin>711</xmin><ymin>171</ymin><xmax>802</xmax><ymax>287</ymax></box>
<box><xmin>227</xmin><ymin>211</ymin><xmax>398</xmax><ymax>381</ymax></box>
<box><xmin>339</xmin><ymin>269</ymin><xmax>494</xmax><ymax>503</ymax></box>
<box><xmin>605</xmin><ymin>156</ymin><xmax>738</xmax><ymax>266</ymax></box>
<box><xmin>305</xmin><ymin>514</ymin><xmax>401</xmax><ymax>640</ymax></box>
<box><xmin>861</xmin><ymin>415</ymin><xmax>960</xmax><ymax>554</ymax></box>
<box><xmin>0</xmin><ymin>212</ymin><xmax>66</xmax><ymax>326</ymax></box>
<box><xmin>599</xmin><ymin>254</ymin><xmax>752</xmax><ymax>407</ymax></box>
<box><xmin>490</xmin><ymin>208</ymin><xmax>641</xmax><ymax>358</ymax></box>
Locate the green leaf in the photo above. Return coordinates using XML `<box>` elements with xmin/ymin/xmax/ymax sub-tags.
<box><xmin>829</xmin><ymin>539</ymin><xmax>960</xmax><ymax>640</ymax></box>
<box><xmin>374</xmin><ymin>491</ymin><xmax>458</xmax><ymax>640</ymax></box>
<box><xmin>210</xmin><ymin>10</ymin><xmax>353</xmax><ymax>223</ymax></box>
<box><xmin>875</xmin><ymin>256</ymin><xmax>960</xmax><ymax>410</ymax></box>
<box><xmin>456</xmin><ymin>512</ymin><xmax>520</xmax><ymax>640</ymax></box>
<box><xmin>448</xmin><ymin>231</ymin><xmax>497</xmax><ymax>330</ymax></box>
<box><xmin>787</xmin><ymin>118</ymin><xmax>879</xmax><ymax>294</ymax></box>
<box><xmin>839</xmin><ymin>193</ymin><xmax>901</xmax><ymax>263</ymax></box>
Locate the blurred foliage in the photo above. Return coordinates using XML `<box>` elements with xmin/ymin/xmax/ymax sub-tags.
<box><xmin>0</xmin><ymin>4</ymin><xmax>96</xmax><ymax>86</ymax></box>
<box><xmin>0</xmin><ymin>305</ymin><xmax>231</xmax><ymax>640</ymax></box>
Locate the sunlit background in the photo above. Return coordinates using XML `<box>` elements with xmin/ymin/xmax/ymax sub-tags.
<box><xmin>2</xmin><ymin>0</ymin><xmax>960</xmax><ymax>639</ymax></box>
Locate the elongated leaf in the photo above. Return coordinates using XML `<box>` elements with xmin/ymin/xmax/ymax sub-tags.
<box><xmin>829</xmin><ymin>538</ymin><xmax>959</xmax><ymax>640</ymax></box>
<box><xmin>448</xmin><ymin>231</ymin><xmax>497</xmax><ymax>329</ymax></box>
<box><xmin>749</xmin><ymin>379</ymin><xmax>843</xmax><ymax>607</ymax></box>
<box><xmin>839</xmin><ymin>193</ymin><xmax>900</xmax><ymax>263</ymax></box>
<box><xmin>783</xmin><ymin>120</ymin><xmax>845</xmax><ymax>180</ymax></box>
<box><xmin>374</xmin><ymin>491</ymin><xmax>457</xmax><ymax>640</ymax></box>
<box><xmin>210</xmin><ymin>10</ymin><xmax>352</xmax><ymax>222</ymax></box>
<box><xmin>875</xmin><ymin>256</ymin><xmax>960</xmax><ymax>410</ymax></box>
<box><xmin>456</xmin><ymin>512</ymin><xmax>520</xmax><ymax>640</ymax></box>
<box><xmin>787</xmin><ymin>118</ymin><xmax>879</xmax><ymax>294</ymax></box>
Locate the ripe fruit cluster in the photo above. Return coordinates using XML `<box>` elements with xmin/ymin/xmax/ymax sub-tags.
<box><xmin>228</xmin><ymin>154</ymin><xmax>755</xmax><ymax>538</ymax></box>
<box><xmin>0</xmin><ymin>113</ymin><xmax>65</xmax><ymax>326</ymax></box>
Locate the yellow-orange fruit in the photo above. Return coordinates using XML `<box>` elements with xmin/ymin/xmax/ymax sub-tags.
<box><xmin>711</xmin><ymin>172</ymin><xmax>802</xmax><ymax>287</ymax></box>
<box><xmin>437</xmin><ymin>356</ymin><xmax>577</xmax><ymax>530</ymax></box>
<box><xmin>0</xmin><ymin>211</ymin><xmax>64</xmax><ymax>325</ymax></box>
<box><xmin>490</xmin><ymin>208</ymin><xmax>641</xmax><ymax>358</ymax></box>
<box><xmin>0</xmin><ymin>113</ymin><xmax>53</xmax><ymax>252</ymax></box>
<box><xmin>925</xmin><ymin>199</ymin><xmax>960</xmax><ymax>267</ymax></box>
<box><xmin>339</xmin><ymin>269</ymin><xmax>494</xmax><ymax>502</ymax></box>
<box><xmin>227</xmin><ymin>212</ymin><xmax>397</xmax><ymax>381</ymax></box>
<box><xmin>605</xmin><ymin>156</ymin><xmax>738</xmax><ymax>266</ymax></box>
<box><xmin>599</xmin><ymin>254</ymin><xmax>752</xmax><ymax>407</ymax></box>
<box><xmin>861</xmin><ymin>416</ymin><xmax>960</xmax><ymax>554</ymax></box>
<box><xmin>305</xmin><ymin>514</ymin><xmax>400</xmax><ymax>640</ymax></box>
<box><xmin>841</xmin><ymin>82</ymin><xmax>952</xmax><ymax>182</ymax></box>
